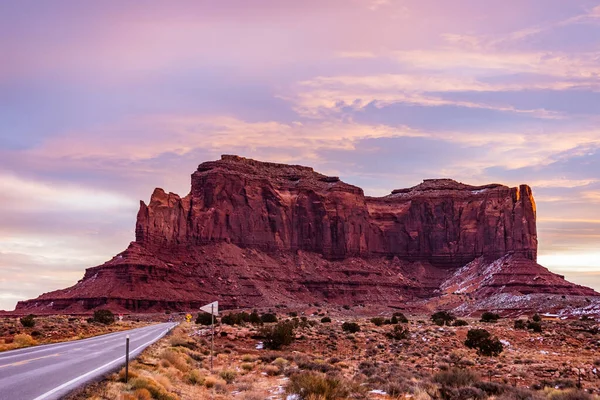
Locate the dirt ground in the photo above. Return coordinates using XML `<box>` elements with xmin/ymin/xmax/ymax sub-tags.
<box><xmin>65</xmin><ymin>308</ymin><xmax>600</xmax><ymax>400</ymax></box>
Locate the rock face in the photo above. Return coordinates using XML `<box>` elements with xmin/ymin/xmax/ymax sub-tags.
<box><xmin>15</xmin><ymin>155</ymin><xmax>596</xmax><ymax>314</ymax></box>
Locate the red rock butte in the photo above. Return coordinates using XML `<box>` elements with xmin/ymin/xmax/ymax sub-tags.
<box><xmin>16</xmin><ymin>155</ymin><xmax>598</xmax><ymax>314</ymax></box>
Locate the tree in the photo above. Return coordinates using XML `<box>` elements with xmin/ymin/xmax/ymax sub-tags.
<box><xmin>92</xmin><ymin>309</ymin><xmax>115</xmax><ymax>325</ymax></box>
<box><xmin>260</xmin><ymin>313</ymin><xmax>278</xmax><ymax>323</ymax></box>
<box><xmin>321</xmin><ymin>316</ymin><xmax>332</xmax><ymax>323</ymax></box>
<box><xmin>261</xmin><ymin>321</ymin><xmax>295</xmax><ymax>350</ymax></box>
<box><xmin>195</xmin><ymin>312</ymin><xmax>214</xmax><ymax>326</ymax></box>
<box><xmin>514</xmin><ymin>320</ymin><xmax>527</xmax><ymax>330</ymax></box>
<box><xmin>387</xmin><ymin>325</ymin><xmax>410</xmax><ymax>340</ymax></box>
<box><xmin>480</xmin><ymin>312</ymin><xmax>500</xmax><ymax>323</ymax></box>
<box><xmin>393</xmin><ymin>312</ymin><xmax>409</xmax><ymax>323</ymax></box>
<box><xmin>464</xmin><ymin>329</ymin><xmax>503</xmax><ymax>356</ymax></box>
<box><xmin>532</xmin><ymin>313</ymin><xmax>542</xmax><ymax>322</ymax></box>
<box><xmin>431</xmin><ymin>311</ymin><xmax>455</xmax><ymax>326</ymax></box>
<box><xmin>20</xmin><ymin>314</ymin><xmax>36</xmax><ymax>328</ymax></box>
<box><xmin>342</xmin><ymin>322</ymin><xmax>360</xmax><ymax>333</ymax></box>
<box><xmin>370</xmin><ymin>317</ymin><xmax>385</xmax><ymax>326</ymax></box>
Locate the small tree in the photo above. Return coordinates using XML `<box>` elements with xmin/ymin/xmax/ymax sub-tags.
<box><xmin>532</xmin><ymin>313</ymin><xmax>542</xmax><ymax>323</ymax></box>
<box><xmin>321</xmin><ymin>316</ymin><xmax>332</xmax><ymax>323</ymax></box>
<box><xmin>249</xmin><ymin>311</ymin><xmax>262</xmax><ymax>325</ymax></box>
<box><xmin>527</xmin><ymin>321</ymin><xmax>543</xmax><ymax>333</ymax></box>
<box><xmin>195</xmin><ymin>312</ymin><xmax>213</xmax><ymax>326</ymax></box>
<box><xmin>431</xmin><ymin>311</ymin><xmax>455</xmax><ymax>326</ymax></box>
<box><xmin>92</xmin><ymin>309</ymin><xmax>115</xmax><ymax>325</ymax></box>
<box><xmin>393</xmin><ymin>312</ymin><xmax>409</xmax><ymax>323</ymax></box>
<box><xmin>464</xmin><ymin>329</ymin><xmax>503</xmax><ymax>356</ymax></box>
<box><xmin>342</xmin><ymin>322</ymin><xmax>360</xmax><ymax>333</ymax></box>
<box><xmin>370</xmin><ymin>317</ymin><xmax>385</xmax><ymax>326</ymax></box>
<box><xmin>514</xmin><ymin>319</ymin><xmax>527</xmax><ymax>330</ymax></box>
<box><xmin>260</xmin><ymin>313</ymin><xmax>278</xmax><ymax>323</ymax></box>
<box><xmin>480</xmin><ymin>312</ymin><xmax>500</xmax><ymax>323</ymax></box>
<box><xmin>20</xmin><ymin>314</ymin><xmax>36</xmax><ymax>328</ymax></box>
<box><xmin>387</xmin><ymin>325</ymin><xmax>410</xmax><ymax>340</ymax></box>
<box><xmin>453</xmin><ymin>319</ymin><xmax>469</xmax><ymax>327</ymax></box>
<box><xmin>261</xmin><ymin>321</ymin><xmax>295</xmax><ymax>350</ymax></box>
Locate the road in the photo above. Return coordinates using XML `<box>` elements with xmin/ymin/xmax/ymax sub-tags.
<box><xmin>0</xmin><ymin>322</ymin><xmax>177</xmax><ymax>400</ymax></box>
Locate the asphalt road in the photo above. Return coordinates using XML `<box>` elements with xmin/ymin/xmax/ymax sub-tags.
<box><xmin>0</xmin><ymin>322</ymin><xmax>177</xmax><ymax>400</ymax></box>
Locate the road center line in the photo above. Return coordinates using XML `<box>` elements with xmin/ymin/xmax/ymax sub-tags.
<box><xmin>0</xmin><ymin>353</ymin><xmax>61</xmax><ymax>369</ymax></box>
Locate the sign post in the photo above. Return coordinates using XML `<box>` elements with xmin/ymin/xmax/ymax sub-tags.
<box><xmin>125</xmin><ymin>335</ymin><xmax>130</xmax><ymax>383</ymax></box>
<box><xmin>200</xmin><ymin>301</ymin><xmax>219</xmax><ymax>372</ymax></box>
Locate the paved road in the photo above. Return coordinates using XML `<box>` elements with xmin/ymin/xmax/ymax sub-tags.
<box><xmin>0</xmin><ymin>322</ymin><xmax>177</xmax><ymax>400</ymax></box>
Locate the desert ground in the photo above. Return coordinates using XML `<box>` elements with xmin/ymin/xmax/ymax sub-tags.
<box><xmin>61</xmin><ymin>307</ymin><xmax>600</xmax><ymax>400</ymax></box>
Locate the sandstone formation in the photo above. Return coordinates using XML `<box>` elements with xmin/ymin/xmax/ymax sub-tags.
<box><xmin>15</xmin><ymin>155</ymin><xmax>597</xmax><ymax>314</ymax></box>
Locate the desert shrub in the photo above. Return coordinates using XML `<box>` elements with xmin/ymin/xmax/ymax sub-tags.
<box><xmin>169</xmin><ymin>335</ymin><xmax>197</xmax><ymax>350</ymax></box>
<box><xmin>431</xmin><ymin>311</ymin><xmax>455</xmax><ymax>326</ymax></box>
<box><xmin>286</xmin><ymin>371</ymin><xmax>354</xmax><ymax>400</ymax></box>
<box><xmin>241</xmin><ymin>362</ymin><xmax>254</xmax><ymax>371</ymax></box>
<box><xmin>321</xmin><ymin>316</ymin><xmax>332</xmax><ymax>323</ymax></box>
<box><xmin>464</xmin><ymin>329</ymin><xmax>503</xmax><ymax>356</ymax></box>
<box><xmin>117</xmin><ymin>367</ymin><xmax>139</xmax><ymax>382</ymax></box>
<box><xmin>548</xmin><ymin>389</ymin><xmax>592</xmax><ymax>400</ymax></box>
<box><xmin>261</xmin><ymin>321</ymin><xmax>295</xmax><ymax>350</ymax></box>
<box><xmin>454</xmin><ymin>319</ymin><xmax>469</xmax><ymax>327</ymax></box>
<box><xmin>263</xmin><ymin>365</ymin><xmax>280</xmax><ymax>376</ymax></box>
<box><xmin>433</xmin><ymin>368</ymin><xmax>480</xmax><ymax>387</ymax></box>
<box><xmin>474</xmin><ymin>381</ymin><xmax>505</xmax><ymax>395</ymax></box>
<box><xmin>342</xmin><ymin>322</ymin><xmax>360</xmax><ymax>333</ymax></box>
<box><xmin>248</xmin><ymin>311</ymin><xmax>262</xmax><ymax>325</ymax></box>
<box><xmin>195</xmin><ymin>312</ymin><xmax>214</xmax><ymax>326</ymax></box>
<box><xmin>393</xmin><ymin>312</ymin><xmax>409</xmax><ymax>323</ymax></box>
<box><xmin>527</xmin><ymin>321</ymin><xmax>543</xmax><ymax>333</ymax></box>
<box><xmin>221</xmin><ymin>312</ymin><xmax>251</xmax><ymax>326</ymax></box>
<box><xmin>20</xmin><ymin>314</ymin><xmax>36</xmax><ymax>328</ymax></box>
<box><xmin>130</xmin><ymin>377</ymin><xmax>179</xmax><ymax>400</ymax></box>
<box><xmin>480</xmin><ymin>312</ymin><xmax>501</xmax><ymax>323</ymax></box>
<box><xmin>260</xmin><ymin>313</ymin><xmax>278</xmax><ymax>323</ymax></box>
<box><xmin>514</xmin><ymin>319</ymin><xmax>527</xmax><ymax>330</ymax></box>
<box><xmin>532</xmin><ymin>313</ymin><xmax>542</xmax><ymax>322</ymax></box>
<box><xmin>219</xmin><ymin>369</ymin><xmax>237</xmax><ymax>384</ymax></box>
<box><xmin>92</xmin><ymin>309</ymin><xmax>115</xmax><ymax>325</ymax></box>
<box><xmin>387</xmin><ymin>325</ymin><xmax>410</xmax><ymax>340</ymax></box>
<box><xmin>133</xmin><ymin>388</ymin><xmax>152</xmax><ymax>400</ymax></box>
<box><xmin>241</xmin><ymin>354</ymin><xmax>256</xmax><ymax>362</ymax></box>
<box><xmin>370</xmin><ymin>317</ymin><xmax>385</xmax><ymax>326</ymax></box>
<box><xmin>13</xmin><ymin>334</ymin><xmax>36</xmax><ymax>348</ymax></box>
<box><xmin>160</xmin><ymin>349</ymin><xmax>189</xmax><ymax>372</ymax></box>
<box><xmin>186</xmin><ymin>369</ymin><xmax>205</xmax><ymax>385</ymax></box>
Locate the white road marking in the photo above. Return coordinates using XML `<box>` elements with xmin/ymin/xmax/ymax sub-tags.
<box><xmin>31</xmin><ymin>324</ymin><xmax>175</xmax><ymax>400</ymax></box>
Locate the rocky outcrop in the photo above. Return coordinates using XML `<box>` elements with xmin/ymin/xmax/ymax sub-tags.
<box><xmin>135</xmin><ymin>155</ymin><xmax>537</xmax><ymax>265</ymax></box>
<box><xmin>15</xmin><ymin>155</ymin><xmax>596</xmax><ymax>314</ymax></box>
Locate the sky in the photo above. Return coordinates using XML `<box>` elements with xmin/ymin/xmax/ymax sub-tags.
<box><xmin>1</xmin><ymin>0</ymin><xmax>600</xmax><ymax>310</ymax></box>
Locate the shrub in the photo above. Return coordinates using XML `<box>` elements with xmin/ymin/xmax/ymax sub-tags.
<box><xmin>433</xmin><ymin>368</ymin><xmax>480</xmax><ymax>387</ymax></box>
<box><xmin>20</xmin><ymin>314</ymin><xmax>36</xmax><ymax>328</ymax></box>
<box><xmin>321</xmin><ymin>316</ymin><xmax>332</xmax><ymax>323</ymax></box>
<box><xmin>160</xmin><ymin>350</ymin><xmax>190</xmax><ymax>372</ymax></box>
<box><xmin>548</xmin><ymin>389</ymin><xmax>592</xmax><ymax>400</ymax></box>
<box><xmin>532</xmin><ymin>313</ymin><xmax>542</xmax><ymax>322</ymax></box>
<box><xmin>219</xmin><ymin>369</ymin><xmax>237</xmax><ymax>384</ymax></box>
<box><xmin>454</xmin><ymin>319</ymin><xmax>469</xmax><ymax>327</ymax></box>
<box><xmin>464</xmin><ymin>329</ymin><xmax>504</xmax><ymax>356</ymax></box>
<box><xmin>186</xmin><ymin>369</ymin><xmax>205</xmax><ymax>385</ymax></box>
<box><xmin>393</xmin><ymin>312</ymin><xmax>409</xmax><ymax>323</ymax></box>
<box><xmin>341</xmin><ymin>322</ymin><xmax>360</xmax><ymax>333</ymax></box>
<box><xmin>480</xmin><ymin>312</ymin><xmax>501</xmax><ymax>323</ymax></box>
<box><xmin>387</xmin><ymin>325</ymin><xmax>410</xmax><ymax>340</ymax></box>
<box><xmin>527</xmin><ymin>321</ymin><xmax>543</xmax><ymax>333</ymax></box>
<box><xmin>264</xmin><ymin>365</ymin><xmax>281</xmax><ymax>376</ymax></box>
<box><xmin>286</xmin><ymin>371</ymin><xmax>352</xmax><ymax>400</ymax></box>
<box><xmin>13</xmin><ymin>334</ymin><xmax>36</xmax><ymax>348</ymax></box>
<box><xmin>195</xmin><ymin>312</ymin><xmax>214</xmax><ymax>325</ymax></box>
<box><xmin>92</xmin><ymin>309</ymin><xmax>115</xmax><ymax>325</ymax></box>
<box><xmin>431</xmin><ymin>311</ymin><xmax>455</xmax><ymax>326</ymax></box>
<box><xmin>261</xmin><ymin>321</ymin><xmax>295</xmax><ymax>350</ymax></box>
<box><xmin>370</xmin><ymin>317</ymin><xmax>385</xmax><ymax>326</ymax></box>
<box><xmin>260</xmin><ymin>313</ymin><xmax>278</xmax><ymax>323</ymax></box>
<box><xmin>514</xmin><ymin>319</ymin><xmax>527</xmax><ymax>330</ymax></box>
<box><xmin>249</xmin><ymin>311</ymin><xmax>262</xmax><ymax>325</ymax></box>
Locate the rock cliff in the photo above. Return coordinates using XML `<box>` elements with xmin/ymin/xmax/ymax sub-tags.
<box><xmin>15</xmin><ymin>155</ymin><xmax>596</xmax><ymax>314</ymax></box>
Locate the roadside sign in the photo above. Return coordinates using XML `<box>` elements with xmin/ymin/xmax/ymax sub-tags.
<box><xmin>200</xmin><ymin>301</ymin><xmax>219</xmax><ymax>316</ymax></box>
